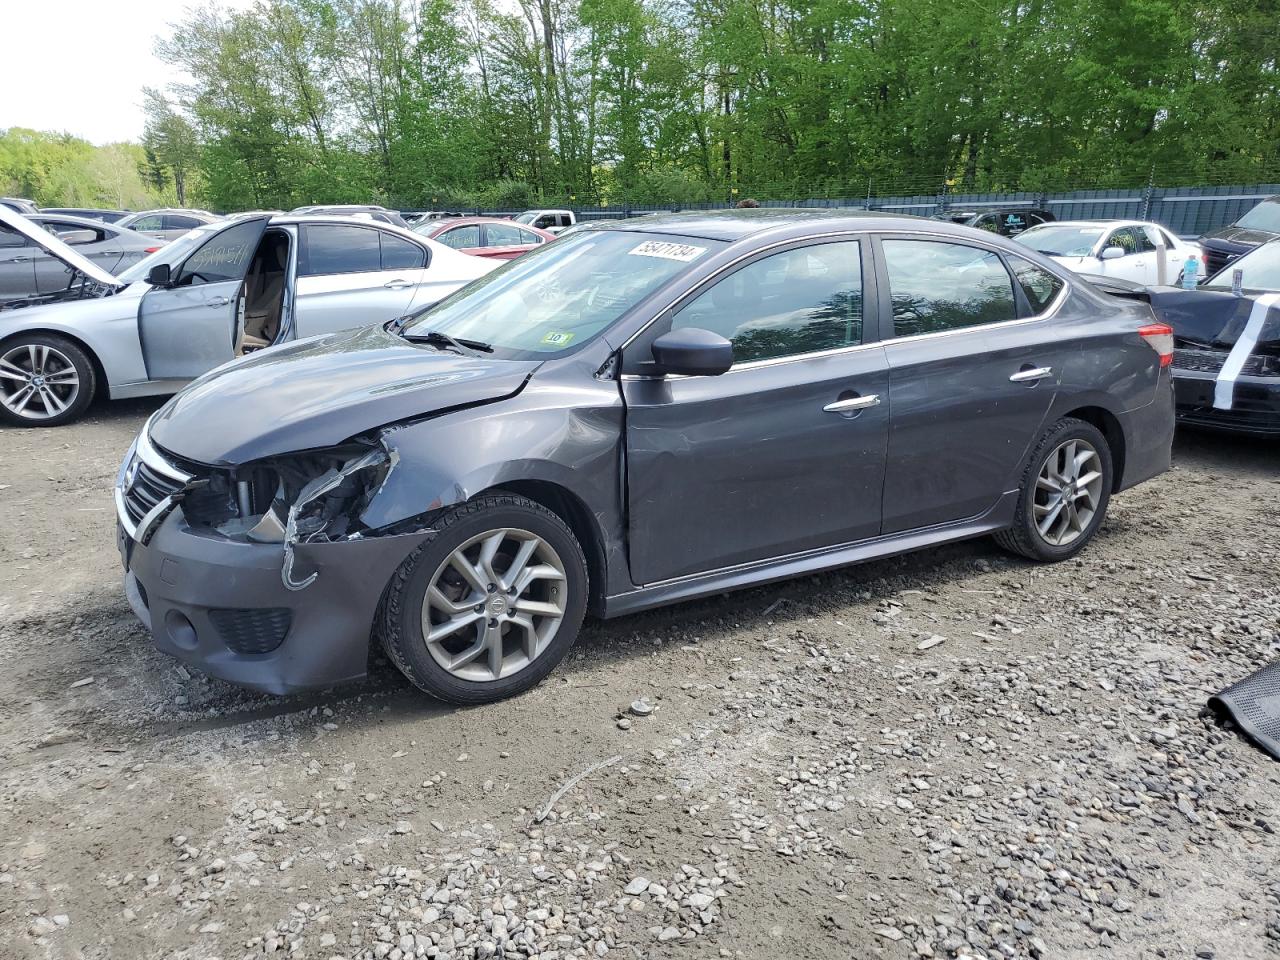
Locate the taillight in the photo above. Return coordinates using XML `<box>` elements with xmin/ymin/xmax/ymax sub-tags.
<box><xmin>144</xmin><ymin>246</ymin><xmax>162</xmax><ymax>253</ymax></box>
<box><xmin>1139</xmin><ymin>322</ymin><xmax>1175</xmax><ymax>367</ymax></box>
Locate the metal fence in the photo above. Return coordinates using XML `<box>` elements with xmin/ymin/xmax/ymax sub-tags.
<box><xmin>409</xmin><ymin>183</ymin><xmax>1280</xmax><ymax>238</ymax></box>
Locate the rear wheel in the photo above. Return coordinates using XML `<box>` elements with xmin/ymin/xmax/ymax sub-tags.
<box><xmin>0</xmin><ymin>334</ymin><xmax>96</xmax><ymax>427</ymax></box>
<box><xmin>995</xmin><ymin>417</ymin><xmax>1113</xmax><ymax>562</ymax></box>
<box><xmin>378</xmin><ymin>492</ymin><xmax>588</xmax><ymax>704</ymax></box>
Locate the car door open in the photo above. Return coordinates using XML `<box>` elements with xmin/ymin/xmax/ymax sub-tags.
<box><xmin>137</xmin><ymin>217</ymin><xmax>269</xmax><ymax>381</ymax></box>
<box><xmin>622</xmin><ymin>239</ymin><xmax>889</xmax><ymax>584</ymax></box>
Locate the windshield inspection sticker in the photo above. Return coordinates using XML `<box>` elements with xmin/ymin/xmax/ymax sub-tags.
<box><xmin>628</xmin><ymin>240</ymin><xmax>707</xmax><ymax>262</ymax></box>
<box><xmin>541</xmin><ymin>331</ymin><xmax>575</xmax><ymax>346</ymax></box>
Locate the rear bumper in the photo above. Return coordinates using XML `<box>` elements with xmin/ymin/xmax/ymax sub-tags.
<box><xmin>118</xmin><ymin>512</ymin><xmax>428</xmax><ymax>694</ymax></box>
<box><xmin>1116</xmin><ymin>374</ymin><xmax>1176</xmax><ymax>492</ymax></box>
<box><xmin>1174</xmin><ymin>368</ymin><xmax>1280</xmax><ymax>436</ymax></box>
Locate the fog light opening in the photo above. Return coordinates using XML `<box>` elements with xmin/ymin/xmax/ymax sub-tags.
<box><xmin>164</xmin><ymin>610</ymin><xmax>198</xmax><ymax>650</ymax></box>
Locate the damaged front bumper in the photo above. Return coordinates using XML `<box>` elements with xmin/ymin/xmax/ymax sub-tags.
<box><xmin>115</xmin><ymin>426</ymin><xmax>430</xmax><ymax>693</ymax></box>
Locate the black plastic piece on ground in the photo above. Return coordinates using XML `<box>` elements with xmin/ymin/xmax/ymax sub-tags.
<box><xmin>1209</xmin><ymin>660</ymin><xmax>1280</xmax><ymax>760</ymax></box>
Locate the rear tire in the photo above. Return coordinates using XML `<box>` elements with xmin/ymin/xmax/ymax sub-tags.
<box><xmin>377</xmin><ymin>492</ymin><xmax>588</xmax><ymax>705</ymax></box>
<box><xmin>0</xmin><ymin>333</ymin><xmax>96</xmax><ymax>427</ymax></box>
<box><xmin>994</xmin><ymin>417</ymin><xmax>1113</xmax><ymax>562</ymax></box>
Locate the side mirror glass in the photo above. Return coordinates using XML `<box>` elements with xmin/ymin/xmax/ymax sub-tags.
<box><xmin>146</xmin><ymin>263</ymin><xmax>172</xmax><ymax>287</ymax></box>
<box><xmin>1101</xmin><ymin>246</ymin><xmax>1126</xmax><ymax>260</ymax></box>
<box><xmin>651</xmin><ymin>327</ymin><xmax>734</xmax><ymax>377</ymax></box>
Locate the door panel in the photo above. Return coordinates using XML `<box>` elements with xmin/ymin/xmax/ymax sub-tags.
<box><xmin>876</xmin><ymin>235</ymin><xmax>1065</xmax><ymax>533</ymax></box>
<box><xmin>624</xmin><ymin>350</ymin><xmax>890</xmax><ymax>584</ymax></box>
<box><xmin>138</xmin><ymin>279</ymin><xmax>240</xmax><ymax>379</ymax></box>
<box><xmin>0</xmin><ymin>230</ymin><xmax>36</xmax><ymax>297</ymax></box>
<box><xmin>294</xmin><ymin>269</ymin><xmax>424</xmax><ymax>337</ymax></box>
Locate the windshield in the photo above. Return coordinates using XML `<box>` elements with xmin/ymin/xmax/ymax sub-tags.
<box><xmin>1236</xmin><ymin>199</ymin><xmax>1280</xmax><ymax>233</ymax></box>
<box><xmin>117</xmin><ymin>226</ymin><xmax>219</xmax><ymax>283</ymax></box>
<box><xmin>1204</xmin><ymin>239</ymin><xmax>1280</xmax><ymax>291</ymax></box>
<box><xmin>403</xmin><ymin>230</ymin><xmax>724</xmax><ymax>358</ymax></box>
<box><xmin>1013</xmin><ymin>225</ymin><xmax>1104</xmax><ymax>257</ymax></box>
<box><xmin>513</xmin><ymin>212</ymin><xmax>537</xmax><ymax>225</ymax></box>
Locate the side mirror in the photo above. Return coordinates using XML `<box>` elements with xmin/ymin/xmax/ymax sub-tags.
<box><xmin>1100</xmin><ymin>246</ymin><xmax>1126</xmax><ymax>260</ymax></box>
<box><xmin>651</xmin><ymin>327</ymin><xmax>734</xmax><ymax>377</ymax></box>
<box><xmin>146</xmin><ymin>263</ymin><xmax>172</xmax><ymax>286</ymax></box>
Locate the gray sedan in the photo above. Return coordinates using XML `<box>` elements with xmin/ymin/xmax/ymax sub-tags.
<box><xmin>0</xmin><ymin>214</ymin><xmax>159</xmax><ymax>300</ymax></box>
<box><xmin>115</xmin><ymin>209</ymin><xmax>1177</xmax><ymax>705</ymax></box>
<box><xmin>116</xmin><ymin>209</ymin><xmax>222</xmax><ymax>243</ymax></box>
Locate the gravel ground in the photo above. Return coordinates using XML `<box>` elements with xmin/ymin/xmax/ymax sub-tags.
<box><xmin>2</xmin><ymin>399</ymin><xmax>1279</xmax><ymax>960</ymax></box>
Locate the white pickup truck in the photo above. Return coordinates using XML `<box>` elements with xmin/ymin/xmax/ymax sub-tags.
<box><xmin>514</xmin><ymin>209</ymin><xmax>577</xmax><ymax>234</ymax></box>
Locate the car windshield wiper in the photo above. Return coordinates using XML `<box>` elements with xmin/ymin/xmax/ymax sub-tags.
<box><xmin>400</xmin><ymin>328</ymin><xmax>494</xmax><ymax>354</ymax></box>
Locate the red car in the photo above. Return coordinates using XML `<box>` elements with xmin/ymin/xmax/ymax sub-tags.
<box><xmin>414</xmin><ymin>217</ymin><xmax>556</xmax><ymax>260</ymax></box>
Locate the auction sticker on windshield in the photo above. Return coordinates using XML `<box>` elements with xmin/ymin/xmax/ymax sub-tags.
<box><xmin>541</xmin><ymin>331</ymin><xmax>575</xmax><ymax>346</ymax></box>
<box><xmin>628</xmin><ymin>240</ymin><xmax>707</xmax><ymax>262</ymax></box>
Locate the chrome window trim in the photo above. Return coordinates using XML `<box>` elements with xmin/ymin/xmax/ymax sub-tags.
<box><xmin>619</xmin><ymin>340</ymin><xmax>883</xmax><ymax>381</ymax></box>
<box><xmin>617</xmin><ymin>227</ymin><xmax>1075</xmax><ymax>370</ymax></box>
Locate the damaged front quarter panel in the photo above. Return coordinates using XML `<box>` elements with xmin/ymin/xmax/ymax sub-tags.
<box><xmin>281</xmin><ymin>446</ymin><xmax>395</xmax><ymax>590</ymax></box>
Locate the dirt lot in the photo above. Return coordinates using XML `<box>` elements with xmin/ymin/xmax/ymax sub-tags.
<box><xmin>2</xmin><ymin>400</ymin><xmax>1279</xmax><ymax>960</ymax></box>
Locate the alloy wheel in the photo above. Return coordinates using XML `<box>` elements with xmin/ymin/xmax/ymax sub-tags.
<box><xmin>420</xmin><ymin>527</ymin><xmax>568</xmax><ymax>682</ymax></box>
<box><xmin>0</xmin><ymin>343</ymin><xmax>80</xmax><ymax>421</ymax></box>
<box><xmin>1033</xmin><ymin>438</ymin><xmax>1104</xmax><ymax>546</ymax></box>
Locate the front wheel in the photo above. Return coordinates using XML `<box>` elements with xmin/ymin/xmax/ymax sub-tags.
<box><xmin>0</xmin><ymin>334</ymin><xmax>97</xmax><ymax>427</ymax></box>
<box><xmin>994</xmin><ymin>417</ymin><xmax>1113</xmax><ymax>562</ymax></box>
<box><xmin>377</xmin><ymin>492</ymin><xmax>588</xmax><ymax>704</ymax></box>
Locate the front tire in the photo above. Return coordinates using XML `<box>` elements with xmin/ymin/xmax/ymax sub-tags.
<box><xmin>0</xmin><ymin>334</ymin><xmax>96</xmax><ymax>427</ymax></box>
<box><xmin>994</xmin><ymin>417</ymin><xmax>1113</xmax><ymax>562</ymax></box>
<box><xmin>378</xmin><ymin>492</ymin><xmax>588</xmax><ymax>704</ymax></box>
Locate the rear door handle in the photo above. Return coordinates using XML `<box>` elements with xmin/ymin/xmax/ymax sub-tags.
<box><xmin>383</xmin><ymin>279</ymin><xmax>412</xmax><ymax>289</ymax></box>
<box><xmin>824</xmin><ymin>394</ymin><xmax>880</xmax><ymax>413</ymax></box>
<box><xmin>207</xmin><ymin>296</ymin><xmax>231</xmax><ymax>307</ymax></box>
<box><xmin>1009</xmin><ymin>366</ymin><xmax>1052</xmax><ymax>382</ymax></box>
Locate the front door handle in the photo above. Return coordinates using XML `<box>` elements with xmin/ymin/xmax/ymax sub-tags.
<box><xmin>8</xmin><ymin>256</ymin><xmax>29</xmax><ymax>263</ymax></box>
<box><xmin>824</xmin><ymin>394</ymin><xmax>880</xmax><ymax>414</ymax></box>
<box><xmin>207</xmin><ymin>295</ymin><xmax>231</xmax><ymax>307</ymax></box>
<box><xmin>383</xmin><ymin>279</ymin><xmax>412</xmax><ymax>289</ymax></box>
<box><xmin>1009</xmin><ymin>366</ymin><xmax>1052</xmax><ymax>383</ymax></box>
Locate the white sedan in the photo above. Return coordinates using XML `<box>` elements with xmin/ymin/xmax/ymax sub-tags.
<box><xmin>0</xmin><ymin>209</ymin><xmax>498</xmax><ymax>426</ymax></box>
<box><xmin>1013</xmin><ymin>219</ymin><xmax>1204</xmax><ymax>286</ymax></box>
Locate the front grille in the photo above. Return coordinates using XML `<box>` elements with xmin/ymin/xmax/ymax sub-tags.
<box><xmin>208</xmin><ymin>608</ymin><xmax>293</xmax><ymax>655</ymax></box>
<box><xmin>123</xmin><ymin>460</ymin><xmax>185</xmax><ymax>527</ymax></box>
<box><xmin>1173</xmin><ymin>348</ymin><xmax>1278</xmax><ymax>377</ymax></box>
<box><xmin>1204</xmin><ymin>248</ymin><xmax>1239</xmax><ymax>276</ymax></box>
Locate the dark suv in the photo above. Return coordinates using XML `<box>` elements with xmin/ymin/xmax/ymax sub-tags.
<box><xmin>1199</xmin><ymin>195</ymin><xmax>1280</xmax><ymax>277</ymax></box>
<box><xmin>939</xmin><ymin>208</ymin><xmax>1055</xmax><ymax>236</ymax></box>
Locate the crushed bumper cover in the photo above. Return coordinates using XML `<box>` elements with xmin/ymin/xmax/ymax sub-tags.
<box><xmin>118</xmin><ymin>513</ymin><xmax>429</xmax><ymax>694</ymax></box>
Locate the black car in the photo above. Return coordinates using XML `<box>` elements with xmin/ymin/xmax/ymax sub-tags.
<box><xmin>1198</xmin><ymin>195</ymin><xmax>1280</xmax><ymax>277</ymax></box>
<box><xmin>115</xmin><ymin>209</ymin><xmax>1174</xmax><ymax>704</ymax></box>
<box><xmin>39</xmin><ymin>207</ymin><xmax>129</xmax><ymax>224</ymax></box>
<box><xmin>1090</xmin><ymin>240</ymin><xmax>1280</xmax><ymax>435</ymax></box>
<box><xmin>937</xmin><ymin>208</ymin><xmax>1055</xmax><ymax>237</ymax></box>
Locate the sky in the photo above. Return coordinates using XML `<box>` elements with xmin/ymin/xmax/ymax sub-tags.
<box><xmin>0</xmin><ymin>0</ymin><xmax>251</xmax><ymax>145</ymax></box>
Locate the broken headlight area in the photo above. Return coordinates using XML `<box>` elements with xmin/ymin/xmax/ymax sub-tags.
<box><xmin>178</xmin><ymin>440</ymin><xmax>396</xmax><ymax>590</ymax></box>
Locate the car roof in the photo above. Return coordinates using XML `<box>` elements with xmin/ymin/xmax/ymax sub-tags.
<box><xmin>28</xmin><ymin>213</ymin><xmax>117</xmax><ymax>228</ymax></box>
<box><xmin>582</xmin><ymin>208</ymin><xmax>940</xmax><ymax>242</ymax></box>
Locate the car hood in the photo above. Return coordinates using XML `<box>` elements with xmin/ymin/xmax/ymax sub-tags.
<box><xmin>0</xmin><ymin>204</ymin><xmax>122</xmax><ymax>289</ymax></box>
<box><xmin>1200</xmin><ymin>224</ymin><xmax>1280</xmax><ymax>248</ymax></box>
<box><xmin>149</xmin><ymin>325</ymin><xmax>541</xmax><ymax>465</ymax></box>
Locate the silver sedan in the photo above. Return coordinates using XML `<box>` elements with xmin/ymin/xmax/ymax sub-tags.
<box><xmin>0</xmin><ymin>209</ymin><xmax>498</xmax><ymax>426</ymax></box>
<box><xmin>0</xmin><ymin>213</ymin><xmax>160</xmax><ymax>300</ymax></box>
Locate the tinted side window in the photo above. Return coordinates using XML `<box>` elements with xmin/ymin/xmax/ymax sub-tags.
<box><xmin>1107</xmin><ymin>227</ymin><xmax>1155</xmax><ymax>255</ymax></box>
<box><xmin>439</xmin><ymin>226</ymin><xmax>479</xmax><ymax>249</ymax></box>
<box><xmin>520</xmin><ymin>228</ymin><xmax>544</xmax><ymax>245</ymax></box>
<box><xmin>672</xmin><ymin>241</ymin><xmax>863</xmax><ymax>364</ymax></box>
<box><xmin>1007</xmin><ymin>255</ymin><xmax>1066</xmax><ymax>314</ymax></box>
<box><xmin>164</xmin><ymin>214</ymin><xmax>201</xmax><ymax>230</ymax></box>
<box><xmin>0</xmin><ymin>224</ymin><xmax>30</xmax><ymax>248</ymax></box>
<box><xmin>299</xmin><ymin>225</ymin><xmax>382</xmax><ymax>276</ymax></box>
<box><xmin>177</xmin><ymin>219</ymin><xmax>262</xmax><ymax>286</ymax></box>
<box><xmin>380</xmin><ymin>232</ymin><xmax>426</xmax><ymax>269</ymax></box>
<box><xmin>1001</xmin><ymin>212</ymin><xmax>1028</xmax><ymax>235</ymax></box>
<box><xmin>486</xmin><ymin>222</ymin><xmax>527</xmax><ymax>246</ymax></box>
<box><xmin>883</xmin><ymin>239</ymin><xmax>1016</xmax><ymax>337</ymax></box>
